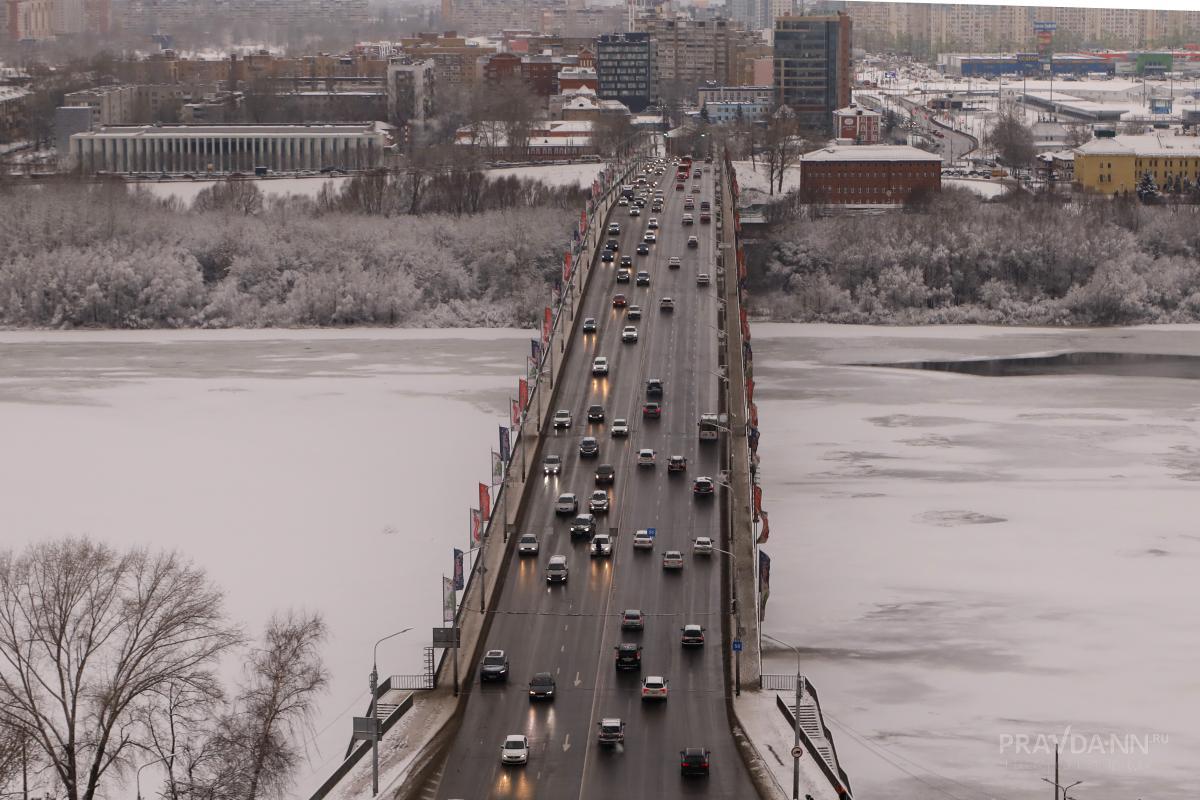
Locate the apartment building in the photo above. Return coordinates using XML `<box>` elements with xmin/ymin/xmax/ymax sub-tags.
<box><xmin>635</xmin><ymin>18</ymin><xmax>742</xmax><ymax>88</ymax></box>
<box><xmin>387</xmin><ymin>59</ymin><xmax>435</xmax><ymax>126</ymax></box>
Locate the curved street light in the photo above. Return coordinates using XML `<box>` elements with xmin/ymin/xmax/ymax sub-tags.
<box><xmin>762</xmin><ymin>632</ymin><xmax>805</xmax><ymax>800</ymax></box>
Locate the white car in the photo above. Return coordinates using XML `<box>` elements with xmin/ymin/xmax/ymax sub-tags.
<box><xmin>637</xmin><ymin>448</ymin><xmax>656</xmax><ymax>467</ymax></box>
<box><xmin>660</xmin><ymin>297</ymin><xmax>675</xmax><ymax>312</ymax></box>
<box><xmin>628</xmin><ymin>305</ymin><xmax>642</xmax><ymax>320</ymax></box>
<box><xmin>555</xmin><ymin>492</ymin><xmax>578</xmax><ymax>515</ymax></box>
<box><xmin>611</xmin><ymin>418</ymin><xmax>629</xmax><ymax>437</ymax></box>
<box><xmin>693</xmin><ymin>536</ymin><xmax>714</xmax><ymax>555</ymax></box>
<box><xmin>592</xmin><ymin>356</ymin><xmax>609</xmax><ymax>376</ymax></box>
<box><xmin>647</xmin><ymin>218</ymin><xmax>659</xmax><ymax>229</ymax></box>
<box><xmin>543</xmin><ymin>454</ymin><xmax>562</xmax><ymax>475</ymax></box>
<box><xmin>641</xmin><ymin>675</ymin><xmax>669</xmax><ymax>701</ymax></box>
<box><xmin>643</xmin><ymin>232</ymin><xmax>657</xmax><ymax>244</ymax></box>
<box><xmin>501</xmin><ymin>734</ymin><xmax>529</xmax><ymax>764</ymax></box>
<box><xmin>633</xmin><ymin>530</ymin><xmax>655</xmax><ymax>549</ymax></box>
<box><xmin>591</xmin><ymin>533</ymin><xmax>613</xmax><ymax>557</ymax></box>
<box><xmin>696</xmin><ymin>272</ymin><xmax>711</xmax><ymax>286</ymax></box>
<box><xmin>553</xmin><ymin>410</ymin><xmax>572</xmax><ymax>429</ymax></box>
<box><xmin>518</xmin><ymin>534</ymin><xmax>539</xmax><ymax>556</ymax></box>
<box><xmin>589</xmin><ymin>489</ymin><xmax>610</xmax><ymax>514</ymax></box>
<box><xmin>668</xmin><ymin>256</ymin><xmax>681</xmax><ymax>269</ymax></box>
<box><xmin>622</xmin><ymin>326</ymin><xmax>639</xmax><ymax>344</ymax></box>
<box><xmin>662</xmin><ymin>550</ymin><xmax>684</xmax><ymax>570</ymax></box>
<box><xmin>629</xmin><ymin>207</ymin><xmax>641</xmax><ymax>217</ymax></box>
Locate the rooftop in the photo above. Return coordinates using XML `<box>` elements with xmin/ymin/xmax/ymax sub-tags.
<box><xmin>1075</xmin><ymin>133</ymin><xmax>1200</xmax><ymax>157</ymax></box>
<box><xmin>800</xmin><ymin>144</ymin><xmax>942</xmax><ymax>163</ymax></box>
<box><xmin>73</xmin><ymin>122</ymin><xmax>389</xmax><ymax>139</ymax></box>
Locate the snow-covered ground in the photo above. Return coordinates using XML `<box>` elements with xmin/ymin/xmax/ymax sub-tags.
<box><xmin>754</xmin><ymin>323</ymin><xmax>1200</xmax><ymax>800</ymax></box>
<box><xmin>136</xmin><ymin>161</ymin><xmax>607</xmax><ymax>205</ymax></box>
<box><xmin>944</xmin><ymin>177</ymin><xmax>1009</xmax><ymax>198</ymax></box>
<box><xmin>0</xmin><ymin>329</ymin><xmax>530</xmax><ymax>798</ymax></box>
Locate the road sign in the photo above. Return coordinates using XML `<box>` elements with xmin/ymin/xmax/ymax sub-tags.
<box><xmin>647</xmin><ymin>527</ymin><xmax>656</xmax><ymax>538</ymax></box>
<box><xmin>732</xmin><ymin>639</ymin><xmax>743</xmax><ymax>652</ymax></box>
<box><xmin>352</xmin><ymin>717</ymin><xmax>380</xmax><ymax>741</ymax></box>
<box><xmin>432</xmin><ymin>627</ymin><xmax>459</xmax><ymax>648</ymax></box>
<box><xmin>790</xmin><ymin>745</ymin><xmax>804</xmax><ymax>759</ymax></box>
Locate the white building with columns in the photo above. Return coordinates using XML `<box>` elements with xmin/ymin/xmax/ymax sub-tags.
<box><xmin>69</xmin><ymin>122</ymin><xmax>392</xmax><ymax>175</ymax></box>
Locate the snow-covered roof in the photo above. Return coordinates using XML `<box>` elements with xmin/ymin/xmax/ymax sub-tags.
<box><xmin>1075</xmin><ymin>133</ymin><xmax>1200</xmax><ymax>157</ymax></box>
<box><xmin>801</xmin><ymin>144</ymin><xmax>942</xmax><ymax>163</ymax></box>
<box><xmin>833</xmin><ymin>104</ymin><xmax>880</xmax><ymax>118</ymax></box>
<box><xmin>0</xmin><ymin>86</ymin><xmax>29</xmax><ymax>103</ymax></box>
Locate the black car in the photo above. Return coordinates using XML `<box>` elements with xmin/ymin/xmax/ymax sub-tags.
<box><xmin>529</xmin><ymin>672</ymin><xmax>556</xmax><ymax>700</ymax></box>
<box><xmin>636</xmin><ymin>243</ymin><xmax>650</xmax><ymax>255</ymax></box>
<box><xmin>614</xmin><ymin>643</ymin><xmax>643</xmax><ymax>671</ymax></box>
<box><xmin>587</xmin><ymin>404</ymin><xmax>605</xmax><ymax>423</ymax></box>
<box><xmin>601</xmin><ymin>250</ymin><xmax>615</xmax><ymax>263</ymax></box>
<box><xmin>579</xmin><ymin>436</ymin><xmax>599</xmax><ymax>458</ymax></box>
<box><xmin>570</xmin><ymin>513</ymin><xmax>597</xmax><ymax>538</ymax></box>
<box><xmin>582</xmin><ymin>317</ymin><xmax>597</xmax><ymax>333</ymax></box>
<box><xmin>480</xmin><ymin>649</ymin><xmax>509</xmax><ymax>682</ymax></box>
<box><xmin>620</xmin><ymin>255</ymin><xmax>634</xmax><ymax>268</ymax></box>
<box><xmin>646</xmin><ymin>378</ymin><xmax>664</xmax><ymax>398</ymax></box>
<box><xmin>605</xmin><ymin>239</ymin><xmax>619</xmax><ymax>252</ymax></box>
<box><xmin>681</xmin><ymin>624</ymin><xmax>706</xmax><ymax>647</ymax></box>
<box><xmin>595</xmin><ymin>464</ymin><xmax>615</xmax><ymax>485</ymax></box>
<box><xmin>680</xmin><ymin>748</ymin><xmax>710</xmax><ymax>777</ymax></box>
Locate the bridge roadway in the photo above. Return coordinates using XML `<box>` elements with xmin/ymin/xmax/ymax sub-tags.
<box><xmin>436</xmin><ymin>163</ymin><xmax>755</xmax><ymax>799</ymax></box>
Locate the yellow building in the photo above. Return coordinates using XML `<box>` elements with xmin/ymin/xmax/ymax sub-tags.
<box><xmin>1074</xmin><ymin>134</ymin><xmax>1200</xmax><ymax>195</ymax></box>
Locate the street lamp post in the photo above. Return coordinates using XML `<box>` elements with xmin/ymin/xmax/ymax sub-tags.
<box><xmin>762</xmin><ymin>633</ymin><xmax>804</xmax><ymax>800</ymax></box>
<box><xmin>136</xmin><ymin>752</ymin><xmax>178</xmax><ymax>800</ymax></box>
<box><xmin>369</xmin><ymin>627</ymin><xmax>413</xmax><ymax>796</ymax></box>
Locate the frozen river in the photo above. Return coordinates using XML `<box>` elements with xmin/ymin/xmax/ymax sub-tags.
<box><xmin>754</xmin><ymin>324</ymin><xmax>1200</xmax><ymax>800</ymax></box>
<box><xmin>2</xmin><ymin>325</ymin><xmax>1197</xmax><ymax>800</ymax></box>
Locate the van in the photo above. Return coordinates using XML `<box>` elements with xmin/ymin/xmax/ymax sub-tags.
<box><xmin>546</xmin><ymin>555</ymin><xmax>568</xmax><ymax>583</ymax></box>
<box><xmin>621</xmin><ymin>185</ymin><xmax>635</xmax><ymax>199</ymax></box>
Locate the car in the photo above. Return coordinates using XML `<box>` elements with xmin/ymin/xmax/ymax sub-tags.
<box><xmin>579</xmin><ymin>436</ymin><xmax>599</xmax><ymax>458</ymax></box>
<box><xmin>621</xmin><ymin>609</ymin><xmax>644</xmax><ymax>630</ymax></box>
<box><xmin>642</xmin><ymin>402</ymin><xmax>661</xmax><ymax>419</ymax></box>
<box><xmin>704</xmin><ymin>154</ymin><xmax>713</xmax><ymax>163</ymax></box>
<box><xmin>605</xmin><ymin>238</ymin><xmax>619</xmax><ymax>251</ymax></box>
<box><xmin>668</xmin><ymin>455</ymin><xmax>687</xmax><ymax>473</ymax></box>
<box><xmin>518</xmin><ymin>533</ymin><xmax>539</xmax><ymax>556</ymax></box>
<box><xmin>614</xmin><ymin>643</ymin><xmax>643</xmax><ymax>671</ymax></box>
<box><xmin>597</xmin><ymin>718</ymin><xmax>625</xmax><ymax>745</ymax></box>
<box><xmin>587</xmin><ymin>404</ymin><xmax>605</xmax><ymax>423</ymax></box>
<box><xmin>693</xmin><ymin>537</ymin><xmax>714</xmax><ymax>555</ymax></box>
<box><xmin>591</xmin><ymin>532</ymin><xmax>613</xmax><ymax>556</ymax></box>
<box><xmin>632</xmin><ymin>530</ymin><xmax>654</xmax><ymax>549</ymax></box>
<box><xmin>680</xmin><ymin>747</ymin><xmax>710</xmax><ymax>777</ymax></box>
<box><xmin>589</xmin><ymin>489</ymin><xmax>610</xmax><ymax>514</ymax></box>
<box><xmin>682</xmin><ymin>213</ymin><xmax>694</xmax><ymax>225</ymax></box>
<box><xmin>555</xmin><ymin>492</ymin><xmax>578</xmax><ymax>514</ymax></box>
<box><xmin>589</xmin><ymin>464</ymin><xmax>613</xmax><ymax>486</ymax></box>
<box><xmin>553</xmin><ymin>410</ymin><xmax>572</xmax><ymax>429</ymax></box>
<box><xmin>691</xmin><ymin>185</ymin><xmax>701</xmax><ymax>194</ymax></box>
<box><xmin>620</xmin><ymin>255</ymin><xmax>633</xmax><ymax>268</ymax></box>
<box><xmin>684</xmin><ymin>197</ymin><xmax>694</xmax><ymax>209</ymax></box>
<box><xmin>645</xmin><ymin>378</ymin><xmax>663</xmax><ymax>398</ymax></box>
<box><xmin>635</xmin><ymin>271</ymin><xmax>650</xmax><ymax>286</ymax></box>
<box><xmin>611</xmin><ymin>418</ymin><xmax>629</xmax><ymax>437</ymax></box>
<box><xmin>618</xmin><ymin>196</ymin><xmax>629</xmax><ymax>206</ymax></box>
<box><xmin>651</xmin><ymin>204</ymin><xmax>663</xmax><ymax>213</ymax></box>
<box><xmin>629</xmin><ymin>207</ymin><xmax>641</xmax><ymax>217</ymax></box>
<box><xmin>660</xmin><ymin>297</ymin><xmax>675</xmax><ymax>311</ymax></box>
<box><xmin>622</xmin><ymin>326</ymin><xmax>639</xmax><ymax>344</ymax></box>
<box><xmin>571</xmin><ymin>513</ymin><xmax>596</xmax><ymax>538</ymax></box>
<box><xmin>543</xmin><ymin>454</ymin><xmax>563</xmax><ymax>475</ymax></box>
<box><xmin>608</xmin><ymin>222</ymin><xmax>621</xmax><ymax>235</ymax></box>
<box><xmin>636</xmin><ymin>243</ymin><xmax>650</xmax><ymax>255</ymax></box>
<box><xmin>593</xmin><ymin>356</ymin><xmax>610</xmax><ymax>374</ymax></box>
<box><xmin>647</xmin><ymin>217</ymin><xmax>659</xmax><ymax>229</ymax></box>
<box><xmin>616</xmin><ymin>268</ymin><xmax>631</xmax><ymax>283</ymax></box>
<box><xmin>501</xmin><ymin>734</ymin><xmax>529</xmax><ymax>765</ymax></box>
<box><xmin>662</xmin><ymin>550</ymin><xmax>684</xmax><ymax>569</ymax></box>
<box><xmin>627</xmin><ymin>305</ymin><xmax>642</xmax><ymax>320</ymax></box>
<box><xmin>696</xmin><ymin>272</ymin><xmax>710</xmax><ymax>285</ymax></box>
<box><xmin>582</xmin><ymin>317</ymin><xmax>597</xmax><ymax>333</ymax></box>
<box><xmin>700</xmin><ymin>212</ymin><xmax>711</xmax><ymax>223</ymax></box>
<box><xmin>681</xmin><ymin>623</ymin><xmax>706</xmax><ymax>646</ymax></box>
<box><xmin>636</xmin><ymin>448</ymin><xmax>656</xmax><ymax>467</ymax></box>
<box><xmin>668</xmin><ymin>256</ymin><xmax>681</xmax><ymax>269</ymax></box>
<box><xmin>700</xmin><ymin>200</ymin><xmax>711</xmax><ymax>211</ymax></box>
<box><xmin>675</xmin><ymin>182</ymin><xmax>684</xmax><ymax>190</ymax></box>
<box><xmin>643</xmin><ymin>232</ymin><xmax>656</xmax><ymax>244</ymax></box>
<box><xmin>546</xmin><ymin>555</ymin><xmax>568</xmax><ymax>583</ymax></box>
<box><xmin>687</xmin><ymin>236</ymin><xmax>699</xmax><ymax>249</ymax></box>
<box><xmin>612</xmin><ymin>294</ymin><xmax>627</xmax><ymax>309</ymax></box>
<box><xmin>601</xmin><ymin>250</ymin><xmax>615</xmax><ymax>263</ymax></box>
<box><xmin>693</xmin><ymin>476</ymin><xmax>715</xmax><ymax>497</ymax></box>
<box><xmin>693</xmin><ymin>170</ymin><xmax>701</xmax><ymax>179</ymax></box>
<box><xmin>634</xmin><ymin>197</ymin><xmax>646</xmax><ymax>207</ymax></box>
<box><xmin>529</xmin><ymin>671</ymin><xmax>556</xmax><ymax>700</ymax></box>
<box><xmin>641</xmin><ymin>675</ymin><xmax>669</xmax><ymax>701</ymax></box>
<box><xmin>480</xmin><ymin>649</ymin><xmax>510</xmax><ymax>682</ymax></box>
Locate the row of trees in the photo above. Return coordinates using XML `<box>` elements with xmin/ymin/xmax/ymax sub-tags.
<box><xmin>751</xmin><ymin>187</ymin><xmax>1200</xmax><ymax>325</ymax></box>
<box><xmin>0</xmin><ymin>538</ymin><xmax>328</xmax><ymax>800</ymax></box>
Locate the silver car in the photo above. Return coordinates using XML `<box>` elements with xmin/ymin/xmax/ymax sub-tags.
<box><xmin>555</xmin><ymin>492</ymin><xmax>578</xmax><ymax>515</ymax></box>
<box><xmin>518</xmin><ymin>534</ymin><xmax>539</xmax><ymax>556</ymax></box>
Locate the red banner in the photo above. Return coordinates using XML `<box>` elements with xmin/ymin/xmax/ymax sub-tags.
<box><xmin>579</xmin><ymin>209</ymin><xmax>587</xmax><ymax>232</ymax></box>
<box><xmin>511</xmin><ymin>397</ymin><xmax>521</xmax><ymax>427</ymax></box>
<box><xmin>563</xmin><ymin>252</ymin><xmax>572</xmax><ymax>282</ymax></box>
<box><xmin>752</xmin><ymin>484</ymin><xmax>762</xmax><ymax>521</ymax></box>
<box><xmin>747</xmin><ymin>378</ymin><xmax>755</xmax><ymax>404</ymax></box>
<box><xmin>470</xmin><ymin>508</ymin><xmax>482</xmax><ymax>544</ymax></box>
<box><xmin>542</xmin><ymin>307</ymin><xmax>552</xmax><ymax>345</ymax></box>
<box><xmin>479</xmin><ymin>482</ymin><xmax>491</xmax><ymax>523</ymax></box>
<box><xmin>757</xmin><ymin>510</ymin><xmax>770</xmax><ymax>544</ymax></box>
<box><xmin>519</xmin><ymin>377</ymin><xmax>529</xmax><ymax>410</ymax></box>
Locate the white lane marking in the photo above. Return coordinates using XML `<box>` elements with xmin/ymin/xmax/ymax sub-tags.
<box><xmin>561</xmin><ymin>644</ymin><xmax>565</xmax><ymax>652</ymax></box>
<box><xmin>574</xmin><ymin>671</ymin><xmax>582</xmax><ymax>687</ymax></box>
<box><xmin>562</xmin><ymin>733</ymin><xmax>571</xmax><ymax>752</ymax></box>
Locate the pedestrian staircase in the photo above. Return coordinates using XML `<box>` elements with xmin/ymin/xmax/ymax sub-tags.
<box><xmin>786</xmin><ymin>696</ymin><xmax>838</xmax><ymax>776</ymax></box>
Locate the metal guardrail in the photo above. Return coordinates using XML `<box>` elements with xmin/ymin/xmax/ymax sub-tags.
<box><xmin>389</xmin><ymin>674</ymin><xmax>435</xmax><ymax>690</ymax></box>
<box><xmin>760</xmin><ymin>673</ymin><xmax>799</xmax><ymax>691</ymax></box>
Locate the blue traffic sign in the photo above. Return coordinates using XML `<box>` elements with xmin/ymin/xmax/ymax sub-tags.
<box><xmin>732</xmin><ymin>639</ymin><xmax>743</xmax><ymax>652</ymax></box>
<box><xmin>647</xmin><ymin>527</ymin><xmax>656</xmax><ymax>538</ymax></box>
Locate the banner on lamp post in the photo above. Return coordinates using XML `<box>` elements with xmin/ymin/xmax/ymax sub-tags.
<box><xmin>542</xmin><ymin>307</ymin><xmax>552</xmax><ymax>346</ymax></box>
<box><xmin>479</xmin><ymin>482</ymin><xmax>491</xmax><ymax>523</ymax></box>
<box><xmin>442</xmin><ymin>576</ymin><xmax>455</xmax><ymax>624</ymax></box>
<box><xmin>453</xmin><ymin>549</ymin><xmax>464</xmax><ymax>591</ymax></box>
<box><xmin>531</xmin><ymin>338</ymin><xmax>542</xmax><ymax>365</ymax></box>
<box><xmin>527</xmin><ymin>355</ymin><xmax>538</xmax><ymax>382</ymax></box>
<box><xmin>511</xmin><ymin>397</ymin><xmax>521</xmax><ymax>427</ymax></box>
<box><xmin>518</xmin><ymin>378</ymin><xmax>529</xmax><ymax>411</ymax></box>
<box><xmin>491</xmin><ymin>451</ymin><xmax>504</xmax><ymax>486</ymax></box>
<box><xmin>499</xmin><ymin>426</ymin><xmax>510</xmax><ymax>463</ymax></box>
<box><xmin>470</xmin><ymin>508</ymin><xmax>481</xmax><ymax>545</ymax></box>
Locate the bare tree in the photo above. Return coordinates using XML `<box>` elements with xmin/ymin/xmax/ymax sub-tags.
<box><xmin>1063</xmin><ymin>122</ymin><xmax>1093</xmax><ymax>148</ymax></box>
<box><xmin>0</xmin><ymin>538</ymin><xmax>243</xmax><ymax>800</ymax></box>
<box><xmin>135</xmin><ymin>678</ymin><xmax>224</xmax><ymax>800</ymax></box>
<box><xmin>984</xmin><ymin>111</ymin><xmax>1035</xmax><ymax>168</ymax></box>
<box><xmin>193</xmin><ymin>179</ymin><xmax>265</xmax><ymax>216</ymax></box>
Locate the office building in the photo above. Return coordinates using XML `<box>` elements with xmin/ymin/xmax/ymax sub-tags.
<box><xmin>774</xmin><ymin>13</ymin><xmax>852</xmax><ymax>133</ymax></box>
<box><xmin>596</xmin><ymin>32</ymin><xmax>655</xmax><ymax>113</ymax></box>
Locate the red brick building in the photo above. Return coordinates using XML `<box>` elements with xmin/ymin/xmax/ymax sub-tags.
<box><xmin>483</xmin><ymin>52</ymin><xmax>522</xmax><ymax>83</ymax></box>
<box><xmin>799</xmin><ymin>145</ymin><xmax>941</xmax><ymax>205</ymax></box>
<box><xmin>833</xmin><ymin>103</ymin><xmax>881</xmax><ymax>145</ymax></box>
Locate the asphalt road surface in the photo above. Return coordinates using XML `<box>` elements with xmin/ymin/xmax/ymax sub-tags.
<box><xmin>436</xmin><ymin>160</ymin><xmax>755</xmax><ymax>799</ymax></box>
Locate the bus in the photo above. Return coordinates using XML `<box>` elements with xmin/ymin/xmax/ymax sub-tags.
<box><xmin>698</xmin><ymin>413</ymin><xmax>721</xmax><ymax>442</ymax></box>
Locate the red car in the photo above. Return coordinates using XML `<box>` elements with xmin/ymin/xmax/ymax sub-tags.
<box><xmin>675</xmin><ymin>182</ymin><xmax>685</xmax><ymax>191</ymax></box>
<box><xmin>642</xmin><ymin>402</ymin><xmax>661</xmax><ymax>419</ymax></box>
<box><xmin>613</xmin><ymin>294</ymin><xmax>627</xmax><ymax>308</ymax></box>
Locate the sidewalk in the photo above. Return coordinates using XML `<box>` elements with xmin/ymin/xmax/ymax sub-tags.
<box><xmin>733</xmin><ymin>689</ymin><xmax>842</xmax><ymax>800</ymax></box>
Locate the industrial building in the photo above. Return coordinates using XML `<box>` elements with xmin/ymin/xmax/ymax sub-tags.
<box><xmin>939</xmin><ymin>53</ymin><xmax>1115</xmax><ymax>78</ymax></box>
<box><xmin>69</xmin><ymin>122</ymin><xmax>391</xmax><ymax>174</ymax></box>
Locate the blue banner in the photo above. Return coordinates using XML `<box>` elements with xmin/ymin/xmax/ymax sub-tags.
<box><xmin>499</xmin><ymin>426</ymin><xmax>510</xmax><ymax>463</ymax></box>
<box><xmin>453</xmin><ymin>548</ymin><xmax>464</xmax><ymax>591</ymax></box>
<box><xmin>531</xmin><ymin>338</ymin><xmax>542</xmax><ymax>365</ymax></box>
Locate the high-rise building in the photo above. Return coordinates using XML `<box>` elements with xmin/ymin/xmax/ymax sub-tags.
<box><xmin>387</xmin><ymin>58</ymin><xmax>435</xmax><ymax>128</ymax></box>
<box><xmin>774</xmin><ymin>12</ymin><xmax>852</xmax><ymax>133</ymax></box>
<box><xmin>634</xmin><ymin>18</ymin><xmax>750</xmax><ymax>90</ymax></box>
<box><xmin>729</xmin><ymin>0</ymin><xmax>769</xmax><ymax>32</ymax></box>
<box><xmin>596</xmin><ymin>32</ymin><xmax>655</xmax><ymax>113</ymax></box>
